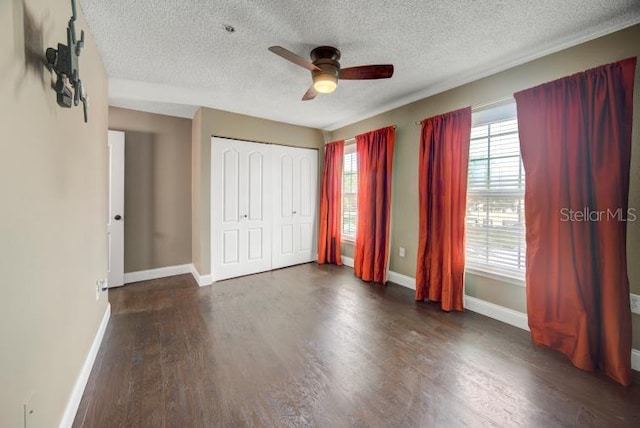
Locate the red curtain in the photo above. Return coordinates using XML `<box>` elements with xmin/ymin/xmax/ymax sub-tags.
<box><xmin>514</xmin><ymin>57</ymin><xmax>636</xmax><ymax>386</ymax></box>
<box><xmin>354</xmin><ymin>126</ymin><xmax>395</xmax><ymax>283</ymax></box>
<box><xmin>318</xmin><ymin>140</ymin><xmax>345</xmax><ymax>265</ymax></box>
<box><xmin>415</xmin><ymin>108</ymin><xmax>471</xmax><ymax>311</ymax></box>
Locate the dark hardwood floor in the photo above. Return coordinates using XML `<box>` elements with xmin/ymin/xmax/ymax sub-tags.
<box><xmin>73</xmin><ymin>263</ymin><xmax>640</xmax><ymax>427</ymax></box>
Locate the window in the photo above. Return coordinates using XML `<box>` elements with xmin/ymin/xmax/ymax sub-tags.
<box><xmin>342</xmin><ymin>143</ymin><xmax>358</xmax><ymax>241</ymax></box>
<box><xmin>466</xmin><ymin>113</ymin><xmax>525</xmax><ymax>280</ymax></box>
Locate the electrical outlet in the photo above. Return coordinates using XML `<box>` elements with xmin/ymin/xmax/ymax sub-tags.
<box><xmin>96</xmin><ymin>279</ymin><xmax>107</xmax><ymax>300</ymax></box>
<box><xmin>399</xmin><ymin>247</ymin><xmax>406</xmax><ymax>258</ymax></box>
<box><xmin>631</xmin><ymin>293</ymin><xmax>640</xmax><ymax>315</ymax></box>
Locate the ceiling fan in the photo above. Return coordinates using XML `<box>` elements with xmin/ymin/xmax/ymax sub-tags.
<box><xmin>268</xmin><ymin>45</ymin><xmax>394</xmax><ymax>101</ymax></box>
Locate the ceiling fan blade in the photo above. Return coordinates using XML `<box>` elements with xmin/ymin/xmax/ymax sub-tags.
<box><xmin>339</xmin><ymin>65</ymin><xmax>394</xmax><ymax>80</ymax></box>
<box><xmin>268</xmin><ymin>46</ymin><xmax>321</xmax><ymax>72</ymax></box>
<box><xmin>302</xmin><ymin>86</ymin><xmax>318</xmax><ymax>101</ymax></box>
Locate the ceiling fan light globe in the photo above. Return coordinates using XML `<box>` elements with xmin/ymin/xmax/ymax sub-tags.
<box><xmin>313</xmin><ymin>74</ymin><xmax>338</xmax><ymax>93</ymax></box>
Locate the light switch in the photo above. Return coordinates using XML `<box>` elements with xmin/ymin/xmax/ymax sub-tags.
<box><xmin>399</xmin><ymin>247</ymin><xmax>406</xmax><ymax>257</ymax></box>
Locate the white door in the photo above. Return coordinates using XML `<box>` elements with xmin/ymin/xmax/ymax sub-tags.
<box><xmin>272</xmin><ymin>145</ymin><xmax>318</xmax><ymax>269</ymax></box>
<box><xmin>211</xmin><ymin>138</ymin><xmax>273</xmax><ymax>281</ymax></box>
<box><xmin>107</xmin><ymin>130</ymin><xmax>125</xmax><ymax>287</ymax></box>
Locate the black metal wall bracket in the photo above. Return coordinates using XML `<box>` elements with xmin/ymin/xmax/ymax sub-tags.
<box><xmin>45</xmin><ymin>0</ymin><xmax>88</xmax><ymax>122</ymax></box>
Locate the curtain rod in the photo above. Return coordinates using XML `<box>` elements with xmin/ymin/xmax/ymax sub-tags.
<box><xmin>340</xmin><ymin>125</ymin><xmax>397</xmax><ymax>145</ymax></box>
<box><xmin>414</xmin><ymin>96</ymin><xmax>515</xmax><ymax>126</ymax></box>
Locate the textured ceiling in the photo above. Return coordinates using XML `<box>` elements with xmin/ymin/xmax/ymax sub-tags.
<box><xmin>81</xmin><ymin>0</ymin><xmax>640</xmax><ymax>130</ymax></box>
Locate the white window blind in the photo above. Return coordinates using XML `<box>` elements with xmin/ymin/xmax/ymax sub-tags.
<box><xmin>466</xmin><ymin>117</ymin><xmax>526</xmax><ymax>279</ymax></box>
<box><xmin>342</xmin><ymin>143</ymin><xmax>358</xmax><ymax>240</ymax></box>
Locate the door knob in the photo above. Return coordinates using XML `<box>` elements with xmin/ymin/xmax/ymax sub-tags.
<box><xmin>114</xmin><ymin>215</ymin><xmax>122</xmax><ymax>220</ymax></box>
<box><xmin>292</xmin><ymin>211</ymin><xmax>297</xmax><ymax>214</ymax></box>
<box><xmin>242</xmin><ymin>214</ymin><xmax>248</xmax><ymax>218</ymax></box>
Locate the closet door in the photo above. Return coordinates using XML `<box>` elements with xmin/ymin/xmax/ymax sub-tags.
<box><xmin>211</xmin><ymin>138</ymin><xmax>272</xmax><ymax>281</ymax></box>
<box><xmin>272</xmin><ymin>145</ymin><xmax>318</xmax><ymax>269</ymax></box>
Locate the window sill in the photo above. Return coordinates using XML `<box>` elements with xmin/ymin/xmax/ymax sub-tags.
<box><xmin>341</xmin><ymin>237</ymin><xmax>356</xmax><ymax>244</ymax></box>
<box><xmin>465</xmin><ymin>267</ymin><xmax>525</xmax><ymax>287</ymax></box>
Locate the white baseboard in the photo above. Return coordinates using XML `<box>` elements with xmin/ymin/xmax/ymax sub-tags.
<box><xmin>190</xmin><ymin>264</ymin><xmax>213</xmax><ymax>287</ymax></box>
<box><xmin>59</xmin><ymin>303</ymin><xmax>111</xmax><ymax>428</ymax></box>
<box><xmin>341</xmin><ymin>256</ymin><xmax>415</xmax><ymax>290</ymax></box>
<box><xmin>341</xmin><ymin>254</ymin><xmax>640</xmax><ymax>373</ymax></box>
<box><xmin>123</xmin><ymin>263</ymin><xmax>214</xmax><ymax>287</ymax></box>
<box><xmin>342</xmin><ymin>256</ymin><xmax>354</xmax><ymax>268</ymax></box>
<box><xmin>462</xmin><ymin>296</ymin><xmax>640</xmax><ymax>372</ymax></box>
<box><xmin>463</xmin><ymin>295</ymin><xmax>530</xmax><ymax>331</ymax></box>
<box><xmin>387</xmin><ymin>270</ymin><xmax>416</xmax><ymax>290</ymax></box>
<box><xmin>343</xmin><ymin>254</ymin><xmax>530</xmax><ymax>331</ymax></box>
<box><xmin>124</xmin><ymin>264</ymin><xmax>192</xmax><ymax>284</ymax></box>
<box><xmin>383</xmin><ymin>267</ymin><xmax>531</xmax><ymax>332</ymax></box>
<box><xmin>632</xmin><ymin>349</ymin><xmax>640</xmax><ymax>372</ymax></box>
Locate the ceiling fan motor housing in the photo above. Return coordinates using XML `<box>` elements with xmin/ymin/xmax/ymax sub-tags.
<box><xmin>312</xmin><ymin>59</ymin><xmax>340</xmax><ymax>79</ymax></box>
<box><xmin>311</xmin><ymin>46</ymin><xmax>341</xmax><ymax>79</ymax></box>
<box><xmin>310</xmin><ymin>46</ymin><xmax>341</xmax><ymax>62</ymax></box>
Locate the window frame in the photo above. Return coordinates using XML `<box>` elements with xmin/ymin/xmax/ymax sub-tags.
<box><xmin>466</xmin><ymin>103</ymin><xmax>526</xmax><ymax>287</ymax></box>
<box><xmin>341</xmin><ymin>142</ymin><xmax>358</xmax><ymax>243</ymax></box>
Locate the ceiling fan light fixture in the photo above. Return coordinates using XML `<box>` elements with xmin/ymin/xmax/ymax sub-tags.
<box><xmin>313</xmin><ymin>73</ymin><xmax>338</xmax><ymax>94</ymax></box>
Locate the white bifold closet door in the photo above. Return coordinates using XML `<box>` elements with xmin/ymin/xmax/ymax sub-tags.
<box><xmin>211</xmin><ymin>137</ymin><xmax>318</xmax><ymax>282</ymax></box>
<box><xmin>272</xmin><ymin>145</ymin><xmax>318</xmax><ymax>269</ymax></box>
<box><xmin>211</xmin><ymin>138</ymin><xmax>273</xmax><ymax>281</ymax></box>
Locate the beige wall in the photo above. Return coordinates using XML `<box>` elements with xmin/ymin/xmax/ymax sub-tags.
<box><xmin>330</xmin><ymin>25</ymin><xmax>640</xmax><ymax>348</ymax></box>
<box><xmin>0</xmin><ymin>0</ymin><xmax>109</xmax><ymax>426</ymax></box>
<box><xmin>192</xmin><ymin>107</ymin><xmax>325</xmax><ymax>275</ymax></box>
<box><xmin>109</xmin><ymin>107</ymin><xmax>192</xmax><ymax>272</ymax></box>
